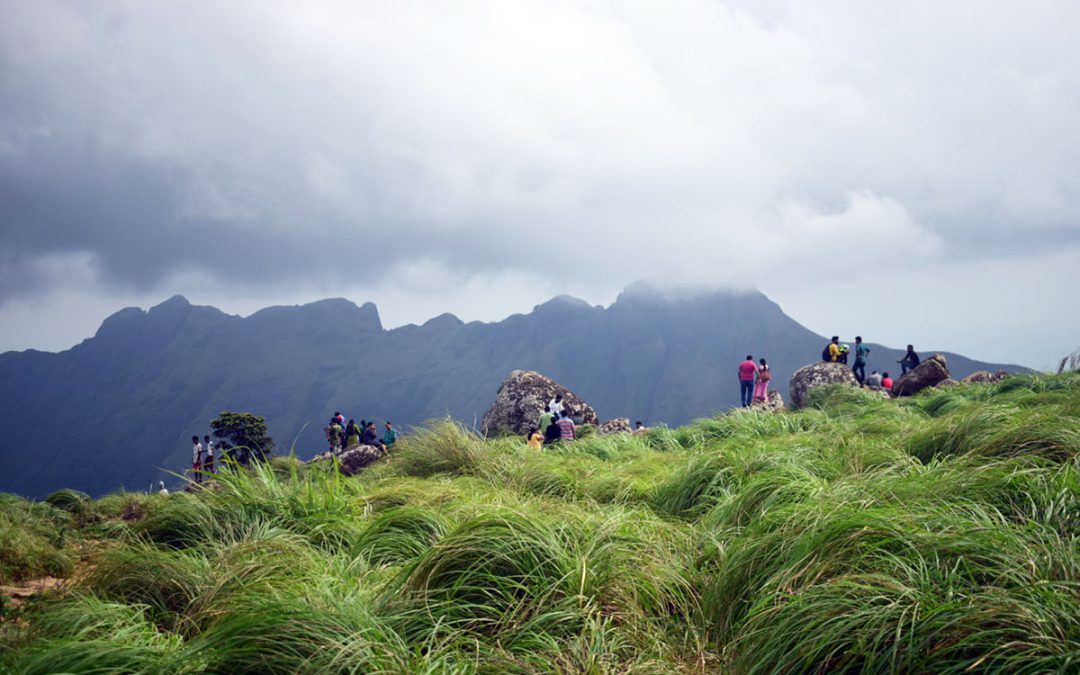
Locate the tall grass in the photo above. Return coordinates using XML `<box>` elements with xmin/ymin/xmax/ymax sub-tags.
<box><xmin>5</xmin><ymin>372</ymin><xmax>1080</xmax><ymax>672</ymax></box>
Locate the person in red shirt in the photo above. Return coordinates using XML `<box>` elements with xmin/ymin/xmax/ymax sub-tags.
<box><xmin>738</xmin><ymin>354</ymin><xmax>757</xmax><ymax>407</ymax></box>
<box><xmin>881</xmin><ymin>372</ymin><xmax>894</xmax><ymax>390</ymax></box>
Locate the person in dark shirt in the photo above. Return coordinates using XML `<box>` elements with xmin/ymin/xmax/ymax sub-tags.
<box><xmin>899</xmin><ymin>345</ymin><xmax>920</xmax><ymax>374</ymax></box>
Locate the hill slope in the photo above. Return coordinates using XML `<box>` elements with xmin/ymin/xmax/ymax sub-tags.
<box><xmin>1</xmin><ymin>374</ymin><xmax>1078</xmax><ymax>672</ymax></box>
<box><xmin>0</xmin><ymin>284</ymin><xmax>1024</xmax><ymax>496</ymax></box>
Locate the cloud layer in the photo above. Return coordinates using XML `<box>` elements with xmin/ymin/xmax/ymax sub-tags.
<box><xmin>2</xmin><ymin>1</ymin><xmax>1078</xmax><ymax>366</ymax></box>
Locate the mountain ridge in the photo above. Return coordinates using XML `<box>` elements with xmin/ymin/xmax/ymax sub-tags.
<box><xmin>0</xmin><ymin>285</ymin><xmax>1027</xmax><ymax>497</ymax></box>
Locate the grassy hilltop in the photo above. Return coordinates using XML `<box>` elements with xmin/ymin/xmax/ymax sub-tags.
<box><xmin>2</xmin><ymin>374</ymin><xmax>1079</xmax><ymax>673</ymax></box>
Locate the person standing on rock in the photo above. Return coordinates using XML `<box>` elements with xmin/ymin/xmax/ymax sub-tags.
<box><xmin>753</xmin><ymin>358</ymin><xmax>771</xmax><ymax>403</ymax></box>
<box><xmin>191</xmin><ymin>435</ymin><xmax>204</xmax><ymax>485</ymax></box>
<box><xmin>556</xmin><ymin>412</ymin><xmax>576</xmax><ymax>442</ymax></box>
<box><xmin>853</xmin><ymin>336</ymin><xmax>870</xmax><ymax>385</ymax></box>
<box><xmin>203</xmin><ymin>435</ymin><xmax>215</xmax><ymax>475</ymax></box>
<box><xmin>899</xmin><ymin>345</ymin><xmax>920</xmax><ymax>374</ymax></box>
<box><xmin>326</xmin><ymin>417</ymin><xmax>344</xmax><ymax>454</ymax></box>
<box><xmin>549</xmin><ymin>394</ymin><xmax>565</xmax><ymax>418</ymax></box>
<box><xmin>345</xmin><ymin>419</ymin><xmax>361</xmax><ymax>449</ymax></box>
<box><xmin>823</xmin><ymin>336</ymin><xmax>841</xmax><ymax>362</ymax></box>
<box><xmin>738</xmin><ymin>355</ymin><xmax>757</xmax><ymax>407</ymax></box>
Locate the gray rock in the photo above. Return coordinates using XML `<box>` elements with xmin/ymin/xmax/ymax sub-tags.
<box><xmin>789</xmin><ymin>362</ymin><xmax>858</xmax><ymax>409</ymax></box>
<box><xmin>598</xmin><ymin>417</ymin><xmax>632</xmax><ymax>434</ymax></box>
<box><xmin>337</xmin><ymin>445</ymin><xmax>384</xmax><ymax>476</ymax></box>
<box><xmin>892</xmin><ymin>354</ymin><xmax>951</xmax><ymax>397</ymax></box>
<box><xmin>481</xmin><ymin>370</ymin><xmax>598</xmax><ymax>436</ymax></box>
<box><xmin>961</xmin><ymin>370</ymin><xmax>1008</xmax><ymax>384</ymax></box>
<box><xmin>750</xmin><ymin>389</ymin><xmax>786</xmax><ymax>412</ymax></box>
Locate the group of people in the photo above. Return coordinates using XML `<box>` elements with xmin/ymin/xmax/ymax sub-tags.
<box><xmin>523</xmin><ymin>394</ymin><xmax>651</xmax><ymax>447</ymax></box>
<box><xmin>528</xmin><ymin>394</ymin><xmax>576</xmax><ymax>447</ymax></box>
<box><xmin>324</xmin><ymin>411</ymin><xmax>397</xmax><ymax>455</ymax></box>
<box><xmin>190</xmin><ymin>434</ymin><xmax>216</xmax><ymax>484</ymax></box>
<box><xmin>737</xmin><ymin>356</ymin><xmax>772</xmax><ymax>407</ymax></box>
<box><xmin>737</xmin><ymin>339</ymin><xmax>923</xmax><ymax>406</ymax></box>
<box><xmin>824</xmin><ymin>336</ymin><xmax>920</xmax><ymax>389</ymax></box>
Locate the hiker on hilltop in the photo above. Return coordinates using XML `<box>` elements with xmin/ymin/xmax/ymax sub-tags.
<box><xmin>866</xmin><ymin>370</ymin><xmax>883</xmax><ymax>389</ymax></box>
<box><xmin>203</xmin><ymin>435</ymin><xmax>215</xmax><ymax>474</ymax></box>
<box><xmin>753</xmin><ymin>357</ymin><xmax>771</xmax><ymax>403</ymax></box>
<box><xmin>882</xmin><ymin>372</ymin><xmax>894</xmax><ymax>389</ymax></box>
<box><xmin>538</xmin><ymin>405</ymin><xmax>555</xmax><ymax>436</ymax></box>
<box><xmin>191</xmin><ymin>435</ymin><xmax>204</xmax><ymax>484</ymax></box>
<box><xmin>345</xmin><ymin>419</ymin><xmax>361</xmax><ymax>449</ymax></box>
<box><xmin>526</xmin><ymin>425</ymin><xmax>543</xmax><ymax>450</ymax></box>
<box><xmin>899</xmin><ymin>345</ymin><xmax>920</xmax><ymax>374</ymax></box>
<box><xmin>738</xmin><ymin>354</ymin><xmax>757</xmax><ymax>407</ymax></box>
<box><xmin>325</xmin><ymin>417</ymin><xmax>344</xmax><ymax>454</ymax></box>
<box><xmin>634</xmin><ymin>420</ymin><xmax>647</xmax><ymax>433</ymax></box>
<box><xmin>549</xmin><ymin>394</ymin><xmax>565</xmax><ymax>418</ymax></box>
<box><xmin>556</xmin><ymin>412</ymin><xmax>576</xmax><ymax>442</ymax></box>
<box><xmin>382</xmin><ymin>421</ymin><xmax>398</xmax><ymax>448</ymax></box>
<box><xmin>823</xmin><ymin>336</ymin><xmax>841</xmax><ymax>362</ymax></box>
<box><xmin>853</xmin><ymin>336</ymin><xmax>870</xmax><ymax>385</ymax></box>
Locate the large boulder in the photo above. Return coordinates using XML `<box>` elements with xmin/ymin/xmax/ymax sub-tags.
<box><xmin>891</xmin><ymin>354</ymin><xmax>951</xmax><ymax>397</ymax></box>
<box><xmin>481</xmin><ymin>370</ymin><xmax>598</xmax><ymax>436</ymax></box>
<box><xmin>1058</xmin><ymin>349</ymin><xmax>1080</xmax><ymax>374</ymax></box>
<box><xmin>598</xmin><ymin>417</ymin><xmax>632</xmax><ymax>435</ymax></box>
<box><xmin>789</xmin><ymin>362</ymin><xmax>858</xmax><ymax>409</ymax></box>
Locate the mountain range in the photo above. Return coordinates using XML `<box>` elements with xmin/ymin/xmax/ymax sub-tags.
<box><xmin>0</xmin><ymin>284</ymin><xmax>1026</xmax><ymax>497</ymax></box>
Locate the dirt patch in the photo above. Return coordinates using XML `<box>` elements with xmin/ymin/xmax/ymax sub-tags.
<box><xmin>1</xmin><ymin>576</ymin><xmax>69</xmax><ymax>607</ymax></box>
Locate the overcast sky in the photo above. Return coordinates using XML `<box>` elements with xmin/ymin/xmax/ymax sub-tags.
<box><xmin>2</xmin><ymin>1</ymin><xmax>1078</xmax><ymax>369</ymax></box>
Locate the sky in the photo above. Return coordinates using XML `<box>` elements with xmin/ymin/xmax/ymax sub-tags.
<box><xmin>1</xmin><ymin>0</ymin><xmax>1078</xmax><ymax>370</ymax></box>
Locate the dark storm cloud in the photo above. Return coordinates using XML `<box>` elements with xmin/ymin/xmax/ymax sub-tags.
<box><xmin>1</xmin><ymin>1</ymin><xmax>1079</xmax><ymax>366</ymax></box>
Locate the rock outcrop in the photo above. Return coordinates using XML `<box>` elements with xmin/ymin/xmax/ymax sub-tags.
<box><xmin>308</xmin><ymin>445</ymin><xmax>384</xmax><ymax>476</ymax></box>
<box><xmin>891</xmin><ymin>354</ymin><xmax>951</xmax><ymax>397</ymax></box>
<box><xmin>961</xmin><ymin>370</ymin><xmax>1009</xmax><ymax>384</ymax></box>
<box><xmin>481</xmin><ymin>370</ymin><xmax>598</xmax><ymax>436</ymax></box>
<box><xmin>337</xmin><ymin>445</ymin><xmax>384</xmax><ymax>476</ymax></box>
<box><xmin>1058</xmin><ymin>349</ymin><xmax>1080</xmax><ymax>374</ymax></box>
<box><xmin>598</xmin><ymin>418</ymin><xmax>632</xmax><ymax>435</ymax></box>
<box><xmin>789</xmin><ymin>362</ymin><xmax>858</xmax><ymax>409</ymax></box>
<box><xmin>751</xmin><ymin>389</ymin><xmax>785</xmax><ymax>412</ymax></box>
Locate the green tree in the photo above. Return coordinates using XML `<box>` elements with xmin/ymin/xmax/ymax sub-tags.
<box><xmin>210</xmin><ymin>411</ymin><xmax>274</xmax><ymax>462</ymax></box>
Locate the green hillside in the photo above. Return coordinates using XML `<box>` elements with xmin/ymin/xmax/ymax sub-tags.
<box><xmin>2</xmin><ymin>373</ymin><xmax>1078</xmax><ymax>673</ymax></box>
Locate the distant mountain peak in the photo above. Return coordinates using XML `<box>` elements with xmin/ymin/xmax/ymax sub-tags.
<box><xmin>534</xmin><ymin>294</ymin><xmax>595</xmax><ymax>312</ymax></box>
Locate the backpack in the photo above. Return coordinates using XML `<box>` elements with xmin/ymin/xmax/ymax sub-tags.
<box><xmin>822</xmin><ymin>345</ymin><xmax>832</xmax><ymax>362</ymax></box>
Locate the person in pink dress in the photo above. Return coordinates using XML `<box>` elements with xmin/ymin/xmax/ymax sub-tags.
<box><xmin>753</xmin><ymin>358</ymin><xmax>771</xmax><ymax>403</ymax></box>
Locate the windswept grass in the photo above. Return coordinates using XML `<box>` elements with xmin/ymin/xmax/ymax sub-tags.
<box><xmin>4</xmin><ymin>372</ymin><xmax>1080</xmax><ymax>672</ymax></box>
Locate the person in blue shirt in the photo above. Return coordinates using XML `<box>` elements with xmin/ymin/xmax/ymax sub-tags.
<box><xmin>853</xmin><ymin>336</ymin><xmax>871</xmax><ymax>385</ymax></box>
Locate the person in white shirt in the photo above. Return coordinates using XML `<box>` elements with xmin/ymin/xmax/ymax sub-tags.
<box><xmin>203</xmin><ymin>434</ymin><xmax>215</xmax><ymax>474</ymax></box>
<box><xmin>548</xmin><ymin>394</ymin><xmax>565</xmax><ymax>418</ymax></box>
<box><xmin>191</xmin><ymin>435</ymin><xmax>204</xmax><ymax>484</ymax></box>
